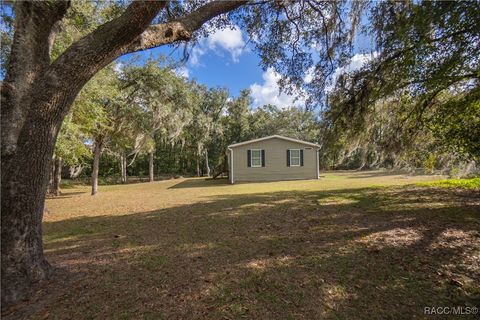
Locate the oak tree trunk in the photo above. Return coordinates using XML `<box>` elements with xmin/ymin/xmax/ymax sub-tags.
<box><xmin>196</xmin><ymin>157</ymin><xmax>201</xmax><ymax>177</ymax></box>
<box><xmin>47</xmin><ymin>156</ymin><xmax>56</xmax><ymax>196</ymax></box>
<box><xmin>120</xmin><ymin>151</ymin><xmax>128</xmax><ymax>183</ymax></box>
<box><xmin>149</xmin><ymin>150</ymin><xmax>154</xmax><ymax>182</ymax></box>
<box><xmin>205</xmin><ymin>150</ymin><xmax>210</xmax><ymax>177</ymax></box>
<box><xmin>1</xmin><ymin>3</ymin><xmax>161</xmax><ymax>303</ymax></box>
<box><xmin>91</xmin><ymin>137</ymin><xmax>103</xmax><ymax>196</ymax></box>
<box><xmin>51</xmin><ymin>156</ymin><xmax>62</xmax><ymax>196</ymax></box>
<box><xmin>120</xmin><ymin>153</ymin><xmax>124</xmax><ymax>183</ymax></box>
<box><xmin>68</xmin><ymin>164</ymin><xmax>84</xmax><ymax>179</ymax></box>
<box><xmin>1</xmin><ymin>99</ymin><xmax>63</xmax><ymax>306</ymax></box>
<box><xmin>48</xmin><ymin>156</ymin><xmax>62</xmax><ymax>196</ymax></box>
<box><xmin>124</xmin><ymin>155</ymin><xmax>128</xmax><ymax>183</ymax></box>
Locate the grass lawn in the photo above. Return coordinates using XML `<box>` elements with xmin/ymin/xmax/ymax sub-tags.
<box><xmin>5</xmin><ymin>171</ymin><xmax>480</xmax><ymax>319</ymax></box>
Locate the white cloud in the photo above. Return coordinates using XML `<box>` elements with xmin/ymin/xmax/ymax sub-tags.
<box><xmin>175</xmin><ymin>66</ymin><xmax>190</xmax><ymax>79</ymax></box>
<box><xmin>249</xmin><ymin>53</ymin><xmax>377</xmax><ymax>108</ymax></box>
<box><xmin>113</xmin><ymin>61</ymin><xmax>124</xmax><ymax>74</ymax></box>
<box><xmin>326</xmin><ymin>52</ymin><xmax>378</xmax><ymax>91</ymax></box>
<box><xmin>250</xmin><ymin>68</ymin><xmax>305</xmax><ymax>109</ymax></box>
<box><xmin>190</xmin><ymin>25</ymin><xmax>246</xmax><ymax>65</ymax></box>
<box><xmin>190</xmin><ymin>46</ymin><xmax>206</xmax><ymax>66</ymax></box>
<box><xmin>303</xmin><ymin>66</ymin><xmax>315</xmax><ymax>84</ymax></box>
<box><xmin>206</xmin><ymin>27</ymin><xmax>245</xmax><ymax>62</ymax></box>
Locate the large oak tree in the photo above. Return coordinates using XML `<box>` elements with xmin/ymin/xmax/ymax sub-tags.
<box><xmin>0</xmin><ymin>0</ymin><xmax>245</xmax><ymax>305</ymax></box>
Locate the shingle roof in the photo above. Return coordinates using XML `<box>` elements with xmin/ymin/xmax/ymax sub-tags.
<box><xmin>228</xmin><ymin>135</ymin><xmax>320</xmax><ymax>148</ymax></box>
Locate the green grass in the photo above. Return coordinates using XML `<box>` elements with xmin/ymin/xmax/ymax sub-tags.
<box><xmin>418</xmin><ymin>177</ymin><xmax>480</xmax><ymax>190</ymax></box>
<box><xmin>5</xmin><ymin>171</ymin><xmax>479</xmax><ymax>320</ymax></box>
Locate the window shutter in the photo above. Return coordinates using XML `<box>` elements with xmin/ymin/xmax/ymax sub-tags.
<box><xmin>247</xmin><ymin>149</ymin><xmax>251</xmax><ymax>167</ymax></box>
<box><xmin>300</xmin><ymin>149</ymin><xmax>304</xmax><ymax>166</ymax></box>
<box><xmin>261</xmin><ymin>150</ymin><xmax>265</xmax><ymax>167</ymax></box>
<box><xmin>287</xmin><ymin>149</ymin><xmax>290</xmax><ymax>167</ymax></box>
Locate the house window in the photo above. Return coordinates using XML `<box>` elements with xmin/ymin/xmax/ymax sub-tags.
<box><xmin>251</xmin><ymin>149</ymin><xmax>262</xmax><ymax>167</ymax></box>
<box><xmin>290</xmin><ymin>149</ymin><xmax>301</xmax><ymax>166</ymax></box>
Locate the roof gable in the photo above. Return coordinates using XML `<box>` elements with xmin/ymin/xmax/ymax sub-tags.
<box><xmin>228</xmin><ymin>135</ymin><xmax>320</xmax><ymax>148</ymax></box>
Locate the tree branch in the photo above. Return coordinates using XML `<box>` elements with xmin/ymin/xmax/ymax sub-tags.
<box><xmin>124</xmin><ymin>0</ymin><xmax>247</xmax><ymax>54</ymax></box>
<box><xmin>50</xmin><ymin>1</ymin><xmax>167</xmax><ymax>87</ymax></box>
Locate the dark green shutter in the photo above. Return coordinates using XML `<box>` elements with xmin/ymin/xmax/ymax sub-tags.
<box><xmin>300</xmin><ymin>149</ymin><xmax>304</xmax><ymax>166</ymax></box>
<box><xmin>287</xmin><ymin>149</ymin><xmax>290</xmax><ymax>167</ymax></box>
<box><xmin>247</xmin><ymin>150</ymin><xmax>251</xmax><ymax>167</ymax></box>
<box><xmin>261</xmin><ymin>150</ymin><xmax>265</xmax><ymax>167</ymax></box>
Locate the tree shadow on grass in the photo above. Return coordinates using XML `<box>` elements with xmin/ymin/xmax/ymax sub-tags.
<box><xmin>346</xmin><ymin>169</ymin><xmax>435</xmax><ymax>179</ymax></box>
<box><xmin>168</xmin><ymin>177</ymin><xmax>325</xmax><ymax>189</ymax></box>
<box><xmin>167</xmin><ymin>178</ymin><xmax>231</xmax><ymax>189</ymax></box>
<box><xmin>4</xmin><ymin>186</ymin><xmax>480</xmax><ymax>319</ymax></box>
<box><xmin>46</xmin><ymin>191</ymin><xmax>87</xmax><ymax>200</ymax></box>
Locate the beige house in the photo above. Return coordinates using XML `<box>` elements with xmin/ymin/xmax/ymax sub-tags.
<box><xmin>227</xmin><ymin>135</ymin><xmax>320</xmax><ymax>184</ymax></box>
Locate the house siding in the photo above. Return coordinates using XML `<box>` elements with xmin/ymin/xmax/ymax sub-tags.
<box><xmin>231</xmin><ymin>137</ymin><xmax>319</xmax><ymax>182</ymax></box>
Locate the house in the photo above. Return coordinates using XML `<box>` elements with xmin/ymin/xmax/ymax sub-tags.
<box><xmin>227</xmin><ymin>135</ymin><xmax>320</xmax><ymax>184</ymax></box>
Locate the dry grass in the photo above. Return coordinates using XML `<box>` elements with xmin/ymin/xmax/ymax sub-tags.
<box><xmin>4</xmin><ymin>171</ymin><xmax>480</xmax><ymax>319</ymax></box>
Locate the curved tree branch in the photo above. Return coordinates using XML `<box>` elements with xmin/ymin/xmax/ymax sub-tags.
<box><xmin>124</xmin><ymin>0</ymin><xmax>247</xmax><ymax>54</ymax></box>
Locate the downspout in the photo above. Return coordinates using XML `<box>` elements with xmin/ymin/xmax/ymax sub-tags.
<box><xmin>316</xmin><ymin>148</ymin><xmax>320</xmax><ymax>179</ymax></box>
<box><xmin>228</xmin><ymin>147</ymin><xmax>234</xmax><ymax>184</ymax></box>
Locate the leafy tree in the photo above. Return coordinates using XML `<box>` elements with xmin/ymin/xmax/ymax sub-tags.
<box><xmin>119</xmin><ymin>60</ymin><xmax>194</xmax><ymax>181</ymax></box>
<box><xmin>70</xmin><ymin>65</ymin><xmax>125</xmax><ymax>194</ymax></box>
<box><xmin>237</xmin><ymin>1</ymin><xmax>365</xmax><ymax>103</ymax></box>
<box><xmin>47</xmin><ymin>113</ymin><xmax>91</xmax><ymax>196</ymax></box>
<box><xmin>225</xmin><ymin>89</ymin><xmax>251</xmax><ymax>144</ymax></box>
<box><xmin>202</xmin><ymin>87</ymin><xmax>230</xmax><ymax>175</ymax></box>
<box><xmin>318</xmin><ymin>1</ymin><xmax>479</xmax><ymax>170</ymax></box>
<box><xmin>186</xmin><ymin>84</ymin><xmax>229</xmax><ymax>176</ymax></box>
<box><xmin>1</xmin><ymin>1</ymin><xmax>246</xmax><ymax>303</ymax></box>
<box><xmin>428</xmin><ymin>87</ymin><xmax>480</xmax><ymax>161</ymax></box>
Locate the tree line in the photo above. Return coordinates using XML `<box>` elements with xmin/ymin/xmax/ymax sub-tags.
<box><xmin>51</xmin><ymin>59</ymin><xmax>322</xmax><ymax>196</ymax></box>
<box><xmin>317</xmin><ymin>1</ymin><xmax>479</xmax><ymax>174</ymax></box>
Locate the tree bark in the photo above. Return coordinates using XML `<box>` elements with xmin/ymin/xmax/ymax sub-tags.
<box><xmin>196</xmin><ymin>156</ymin><xmax>201</xmax><ymax>177</ymax></box>
<box><xmin>51</xmin><ymin>156</ymin><xmax>62</xmax><ymax>196</ymax></box>
<box><xmin>149</xmin><ymin>150</ymin><xmax>154</xmax><ymax>182</ymax></box>
<box><xmin>120</xmin><ymin>153</ymin><xmax>124</xmax><ymax>183</ymax></box>
<box><xmin>1</xmin><ymin>105</ymin><xmax>59</xmax><ymax>306</ymax></box>
<box><xmin>68</xmin><ymin>164</ymin><xmax>84</xmax><ymax>179</ymax></box>
<box><xmin>91</xmin><ymin>137</ymin><xmax>103</xmax><ymax>196</ymax></box>
<box><xmin>47</xmin><ymin>156</ymin><xmax>56</xmax><ymax>196</ymax></box>
<box><xmin>124</xmin><ymin>155</ymin><xmax>128</xmax><ymax>183</ymax></box>
<box><xmin>0</xmin><ymin>0</ymin><xmax>246</xmax><ymax>305</ymax></box>
<box><xmin>1</xmin><ymin>1</ymin><xmax>70</xmax><ymax>293</ymax></box>
<box><xmin>205</xmin><ymin>150</ymin><xmax>210</xmax><ymax>177</ymax></box>
<box><xmin>120</xmin><ymin>151</ymin><xmax>128</xmax><ymax>183</ymax></box>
